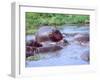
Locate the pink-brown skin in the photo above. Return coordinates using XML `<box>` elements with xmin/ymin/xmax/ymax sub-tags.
<box><xmin>49</xmin><ymin>30</ymin><xmax>63</xmax><ymax>42</ymax></box>
<box><xmin>26</xmin><ymin>40</ymin><xmax>42</xmax><ymax>57</ymax></box>
<box><xmin>74</xmin><ymin>34</ymin><xmax>89</xmax><ymax>46</ymax></box>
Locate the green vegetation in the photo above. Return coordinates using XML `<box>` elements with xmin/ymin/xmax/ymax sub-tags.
<box><xmin>26</xmin><ymin>12</ymin><xmax>89</xmax><ymax>34</ymax></box>
<box><xmin>26</xmin><ymin>54</ymin><xmax>41</xmax><ymax>61</ymax></box>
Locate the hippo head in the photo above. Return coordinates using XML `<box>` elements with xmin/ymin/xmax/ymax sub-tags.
<box><xmin>49</xmin><ymin>29</ymin><xmax>63</xmax><ymax>42</ymax></box>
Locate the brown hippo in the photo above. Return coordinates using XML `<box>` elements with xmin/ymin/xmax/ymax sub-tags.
<box><xmin>38</xmin><ymin>45</ymin><xmax>63</xmax><ymax>53</ymax></box>
<box><xmin>35</xmin><ymin>26</ymin><xmax>56</xmax><ymax>43</ymax></box>
<box><xmin>26</xmin><ymin>40</ymin><xmax>42</xmax><ymax>47</ymax></box>
<box><xmin>49</xmin><ymin>29</ymin><xmax>63</xmax><ymax>42</ymax></box>
<box><xmin>26</xmin><ymin>26</ymin><xmax>69</xmax><ymax>57</ymax></box>
<box><xmin>74</xmin><ymin>34</ymin><xmax>89</xmax><ymax>46</ymax></box>
<box><xmin>35</xmin><ymin>26</ymin><xmax>68</xmax><ymax>46</ymax></box>
<box><xmin>26</xmin><ymin>40</ymin><xmax>42</xmax><ymax>57</ymax></box>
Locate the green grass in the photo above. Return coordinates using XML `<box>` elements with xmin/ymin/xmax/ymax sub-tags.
<box><xmin>26</xmin><ymin>54</ymin><xmax>41</xmax><ymax>61</ymax></box>
<box><xmin>25</xmin><ymin>12</ymin><xmax>89</xmax><ymax>34</ymax></box>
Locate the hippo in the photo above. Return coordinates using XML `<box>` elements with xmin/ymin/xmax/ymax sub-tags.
<box><xmin>38</xmin><ymin>45</ymin><xmax>63</xmax><ymax>53</ymax></box>
<box><xmin>26</xmin><ymin>26</ymin><xmax>69</xmax><ymax>58</ymax></box>
<box><xmin>74</xmin><ymin>34</ymin><xmax>89</xmax><ymax>43</ymax></box>
<box><xmin>49</xmin><ymin>29</ymin><xmax>63</xmax><ymax>42</ymax></box>
<box><xmin>26</xmin><ymin>46</ymin><xmax>35</xmax><ymax>58</ymax></box>
<box><xmin>26</xmin><ymin>40</ymin><xmax>42</xmax><ymax>47</ymax></box>
<box><xmin>74</xmin><ymin>34</ymin><xmax>89</xmax><ymax>46</ymax></box>
<box><xmin>35</xmin><ymin>26</ymin><xmax>56</xmax><ymax>43</ymax></box>
<box><xmin>26</xmin><ymin>40</ymin><xmax>42</xmax><ymax>58</ymax></box>
<box><xmin>80</xmin><ymin>51</ymin><xmax>90</xmax><ymax>62</ymax></box>
<box><xmin>35</xmin><ymin>26</ymin><xmax>68</xmax><ymax>46</ymax></box>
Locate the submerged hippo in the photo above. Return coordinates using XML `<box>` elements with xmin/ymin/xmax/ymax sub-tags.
<box><xmin>26</xmin><ymin>40</ymin><xmax>43</xmax><ymax>58</ymax></box>
<box><xmin>74</xmin><ymin>34</ymin><xmax>89</xmax><ymax>46</ymax></box>
<box><xmin>38</xmin><ymin>45</ymin><xmax>63</xmax><ymax>53</ymax></box>
<box><xmin>74</xmin><ymin>34</ymin><xmax>89</xmax><ymax>42</ymax></box>
<box><xmin>80</xmin><ymin>51</ymin><xmax>89</xmax><ymax>62</ymax></box>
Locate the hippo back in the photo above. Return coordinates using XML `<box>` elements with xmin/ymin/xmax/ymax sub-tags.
<box><xmin>35</xmin><ymin>26</ymin><xmax>56</xmax><ymax>43</ymax></box>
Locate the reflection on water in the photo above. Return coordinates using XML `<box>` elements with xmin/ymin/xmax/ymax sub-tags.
<box><xmin>26</xmin><ymin>25</ymin><xmax>89</xmax><ymax>67</ymax></box>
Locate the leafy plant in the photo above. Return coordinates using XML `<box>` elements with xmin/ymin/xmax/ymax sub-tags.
<box><xmin>25</xmin><ymin>12</ymin><xmax>89</xmax><ymax>34</ymax></box>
